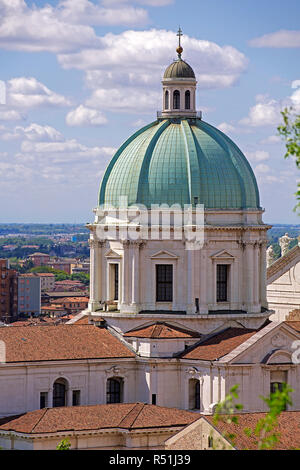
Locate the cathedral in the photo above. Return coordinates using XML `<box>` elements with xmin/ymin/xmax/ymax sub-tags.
<box><xmin>0</xmin><ymin>33</ymin><xmax>300</xmax><ymax>450</ymax></box>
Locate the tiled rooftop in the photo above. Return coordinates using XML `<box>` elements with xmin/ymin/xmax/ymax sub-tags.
<box><xmin>124</xmin><ymin>322</ymin><xmax>200</xmax><ymax>339</ymax></box>
<box><xmin>0</xmin><ymin>403</ymin><xmax>198</xmax><ymax>434</ymax></box>
<box><xmin>206</xmin><ymin>411</ymin><xmax>300</xmax><ymax>450</ymax></box>
<box><xmin>180</xmin><ymin>328</ymin><xmax>258</xmax><ymax>361</ymax></box>
<box><xmin>0</xmin><ymin>325</ymin><xmax>135</xmax><ymax>362</ymax></box>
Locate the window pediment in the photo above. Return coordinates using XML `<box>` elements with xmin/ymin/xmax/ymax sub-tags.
<box><xmin>105</xmin><ymin>249</ymin><xmax>121</xmax><ymax>259</ymax></box>
<box><xmin>210</xmin><ymin>249</ymin><xmax>235</xmax><ymax>261</ymax></box>
<box><xmin>150</xmin><ymin>250</ymin><xmax>178</xmax><ymax>260</ymax></box>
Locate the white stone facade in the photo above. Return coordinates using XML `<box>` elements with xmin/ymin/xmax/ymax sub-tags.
<box><xmin>0</xmin><ymin>321</ymin><xmax>300</xmax><ymax>419</ymax></box>
<box><xmin>87</xmin><ymin>208</ymin><xmax>271</xmax><ymax>333</ymax></box>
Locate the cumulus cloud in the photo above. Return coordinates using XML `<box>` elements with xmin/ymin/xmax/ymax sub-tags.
<box><xmin>66</xmin><ymin>105</ymin><xmax>107</xmax><ymax>126</ymax></box>
<box><xmin>239</xmin><ymin>88</ymin><xmax>300</xmax><ymax>128</ymax></box>
<box><xmin>0</xmin><ymin>107</ymin><xmax>25</xmax><ymax>121</ymax></box>
<box><xmin>217</xmin><ymin>122</ymin><xmax>236</xmax><ymax>134</ymax></box>
<box><xmin>57</xmin><ymin>29</ymin><xmax>248</xmax><ymax>114</ymax></box>
<box><xmin>239</xmin><ymin>94</ymin><xmax>281</xmax><ymax>127</ymax></box>
<box><xmin>247</xmin><ymin>150</ymin><xmax>270</xmax><ymax>163</ymax></box>
<box><xmin>86</xmin><ymin>87</ymin><xmax>160</xmax><ymax>113</ymax></box>
<box><xmin>58</xmin><ymin>29</ymin><xmax>248</xmax><ymax>90</ymax></box>
<box><xmin>1</xmin><ymin>123</ymin><xmax>64</xmax><ymax>142</ymax></box>
<box><xmin>0</xmin><ymin>0</ymin><xmax>149</xmax><ymax>53</ymax></box>
<box><xmin>254</xmin><ymin>163</ymin><xmax>271</xmax><ymax>174</ymax></box>
<box><xmin>58</xmin><ymin>0</ymin><xmax>148</xmax><ymax>26</ymax></box>
<box><xmin>7</xmin><ymin>77</ymin><xmax>72</xmax><ymax>108</ymax></box>
<box><xmin>260</xmin><ymin>135</ymin><xmax>282</xmax><ymax>145</ymax></box>
<box><xmin>249</xmin><ymin>30</ymin><xmax>300</xmax><ymax>48</ymax></box>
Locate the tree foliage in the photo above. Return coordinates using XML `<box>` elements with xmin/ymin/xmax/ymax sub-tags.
<box><xmin>56</xmin><ymin>438</ymin><xmax>71</xmax><ymax>450</ymax></box>
<box><xmin>212</xmin><ymin>383</ymin><xmax>293</xmax><ymax>450</ymax></box>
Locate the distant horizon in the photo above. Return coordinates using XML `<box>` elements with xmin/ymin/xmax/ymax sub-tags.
<box><xmin>1</xmin><ymin>221</ymin><xmax>300</xmax><ymax>227</ymax></box>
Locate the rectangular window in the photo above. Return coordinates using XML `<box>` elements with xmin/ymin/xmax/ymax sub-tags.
<box><xmin>40</xmin><ymin>392</ymin><xmax>48</xmax><ymax>409</ymax></box>
<box><xmin>72</xmin><ymin>390</ymin><xmax>81</xmax><ymax>406</ymax></box>
<box><xmin>152</xmin><ymin>394</ymin><xmax>157</xmax><ymax>405</ymax></box>
<box><xmin>114</xmin><ymin>264</ymin><xmax>119</xmax><ymax>301</ymax></box>
<box><xmin>217</xmin><ymin>265</ymin><xmax>228</xmax><ymax>302</ymax></box>
<box><xmin>156</xmin><ymin>264</ymin><xmax>173</xmax><ymax>302</ymax></box>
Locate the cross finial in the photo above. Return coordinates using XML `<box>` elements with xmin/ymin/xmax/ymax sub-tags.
<box><xmin>176</xmin><ymin>26</ymin><xmax>183</xmax><ymax>59</ymax></box>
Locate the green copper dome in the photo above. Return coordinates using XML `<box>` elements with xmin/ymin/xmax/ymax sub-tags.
<box><xmin>98</xmin><ymin>118</ymin><xmax>260</xmax><ymax>210</ymax></box>
<box><xmin>163</xmin><ymin>59</ymin><xmax>196</xmax><ymax>79</ymax></box>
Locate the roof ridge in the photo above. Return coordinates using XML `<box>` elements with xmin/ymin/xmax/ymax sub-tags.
<box><xmin>267</xmin><ymin>245</ymin><xmax>300</xmax><ymax>279</ymax></box>
<box><xmin>118</xmin><ymin>403</ymin><xmax>145</xmax><ymax>429</ymax></box>
<box><xmin>30</xmin><ymin>408</ymin><xmax>49</xmax><ymax>433</ymax></box>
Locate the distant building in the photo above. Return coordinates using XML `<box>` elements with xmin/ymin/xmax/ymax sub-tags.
<box><xmin>0</xmin><ymin>259</ymin><xmax>18</xmax><ymax>323</ymax></box>
<box><xmin>71</xmin><ymin>260</ymin><xmax>90</xmax><ymax>274</ymax></box>
<box><xmin>54</xmin><ymin>280</ymin><xmax>86</xmax><ymax>291</ymax></box>
<box><xmin>18</xmin><ymin>274</ymin><xmax>41</xmax><ymax>317</ymax></box>
<box><xmin>37</xmin><ymin>273</ymin><xmax>55</xmax><ymax>292</ymax></box>
<box><xmin>48</xmin><ymin>259</ymin><xmax>77</xmax><ymax>275</ymax></box>
<box><xmin>28</xmin><ymin>253</ymin><xmax>50</xmax><ymax>267</ymax></box>
<box><xmin>52</xmin><ymin>296</ymin><xmax>89</xmax><ymax>314</ymax></box>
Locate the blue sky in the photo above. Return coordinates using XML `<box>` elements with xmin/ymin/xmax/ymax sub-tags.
<box><xmin>0</xmin><ymin>0</ymin><xmax>299</xmax><ymax>224</ymax></box>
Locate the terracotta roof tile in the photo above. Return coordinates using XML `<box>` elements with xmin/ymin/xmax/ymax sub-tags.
<box><xmin>0</xmin><ymin>404</ymin><xmax>198</xmax><ymax>434</ymax></box>
<box><xmin>206</xmin><ymin>411</ymin><xmax>300</xmax><ymax>450</ymax></box>
<box><xmin>124</xmin><ymin>322</ymin><xmax>200</xmax><ymax>339</ymax></box>
<box><xmin>180</xmin><ymin>328</ymin><xmax>258</xmax><ymax>360</ymax></box>
<box><xmin>0</xmin><ymin>325</ymin><xmax>135</xmax><ymax>362</ymax></box>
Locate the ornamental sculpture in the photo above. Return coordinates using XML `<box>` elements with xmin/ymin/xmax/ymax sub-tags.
<box><xmin>279</xmin><ymin>233</ymin><xmax>294</xmax><ymax>257</ymax></box>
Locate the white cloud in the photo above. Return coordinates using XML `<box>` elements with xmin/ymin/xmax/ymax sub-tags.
<box><xmin>58</xmin><ymin>29</ymin><xmax>248</xmax><ymax>90</ymax></box>
<box><xmin>7</xmin><ymin>77</ymin><xmax>72</xmax><ymax>108</ymax></box>
<box><xmin>260</xmin><ymin>135</ymin><xmax>282</xmax><ymax>145</ymax></box>
<box><xmin>0</xmin><ymin>0</ymin><xmax>148</xmax><ymax>54</ymax></box>
<box><xmin>217</xmin><ymin>122</ymin><xmax>236</xmax><ymax>134</ymax></box>
<box><xmin>59</xmin><ymin>0</ymin><xmax>148</xmax><ymax>26</ymax></box>
<box><xmin>57</xmin><ymin>29</ymin><xmax>248</xmax><ymax>114</ymax></box>
<box><xmin>249</xmin><ymin>30</ymin><xmax>300</xmax><ymax>48</ymax></box>
<box><xmin>254</xmin><ymin>163</ymin><xmax>271</xmax><ymax>174</ymax></box>
<box><xmin>247</xmin><ymin>150</ymin><xmax>270</xmax><ymax>163</ymax></box>
<box><xmin>66</xmin><ymin>105</ymin><xmax>107</xmax><ymax>127</ymax></box>
<box><xmin>239</xmin><ymin>95</ymin><xmax>281</xmax><ymax>127</ymax></box>
<box><xmin>86</xmin><ymin>87</ymin><xmax>160</xmax><ymax>113</ymax></box>
<box><xmin>20</xmin><ymin>138</ymin><xmax>116</xmax><ymax>163</ymax></box>
<box><xmin>101</xmin><ymin>0</ymin><xmax>173</xmax><ymax>6</ymax></box>
<box><xmin>1</xmin><ymin>123</ymin><xmax>64</xmax><ymax>142</ymax></box>
<box><xmin>0</xmin><ymin>0</ymin><xmax>100</xmax><ymax>53</ymax></box>
<box><xmin>0</xmin><ymin>107</ymin><xmax>25</xmax><ymax>121</ymax></box>
<box><xmin>239</xmin><ymin>88</ymin><xmax>300</xmax><ymax>129</ymax></box>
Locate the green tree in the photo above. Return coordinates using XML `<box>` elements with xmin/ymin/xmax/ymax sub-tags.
<box><xmin>212</xmin><ymin>383</ymin><xmax>293</xmax><ymax>450</ymax></box>
<box><xmin>56</xmin><ymin>438</ymin><xmax>71</xmax><ymax>450</ymax></box>
<box><xmin>278</xmin><ymin>107</ymin><xmax>300</xmax><ymax>211</ymax></box>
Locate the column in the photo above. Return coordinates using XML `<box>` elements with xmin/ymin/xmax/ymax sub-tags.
<box><xmin>253</xmin><ymin>242</ymin><xmax>261</xmax><ymax>312</ymax></box>
<box><xmin>88</xmin><ymin>238</ymin><xmax>101</xmax><ymax>311</ymax></box>
<box><xmin>186</xmin><ymin>246</ymin><xmax>195</xmax><ymax>314</ymax></box>
<box><xmin>121</xmin><ymin>240</ymin><xmax>130</xmax><ymax>311</ymax></box>
<box><xmin>244</xmin><ymin>241</ymin><xmax>254</xmax><ymax>312</ymax></box>
<box><xmin>131</xmin><ymin>241</ymin><xmax>141</xmax><ymax>311</ymax></box>
<box><xmin>199</xmin><ymin>243</ymin><xmax>208</xmax><ymax>314</ymax></box>
<box><xmin>260</xmin><ymin>241</ymin><xmax>268</xmax><ymax>308</ymax></box>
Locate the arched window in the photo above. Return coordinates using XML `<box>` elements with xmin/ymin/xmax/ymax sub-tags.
<box><xmin>165</xmin><ymin>90</ymin><xmax>169</xmax><ymax>110</ymax></box>
<box><xmin>107</xmin><ymin>377</ymin><xmax>124</xmax><ymax>404</ymax></box>
<box><xmin>188</xmin><ymin>379</ymin><xmax>200</xmax><ymax>410</ymax></box>
<box><xmin>185</xmin><ymin>90</ymin><xmax>191</xmax><ymax>110</ymax></box>
<box><xmin>53</xmin><ymin>378</ymin><xmax>67</xmax><ymax>407</ymax></box>
<box><xmin>173</xmin><ymin>90</ymin><xmax>180</xmax><ymax>109</ymax></box>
